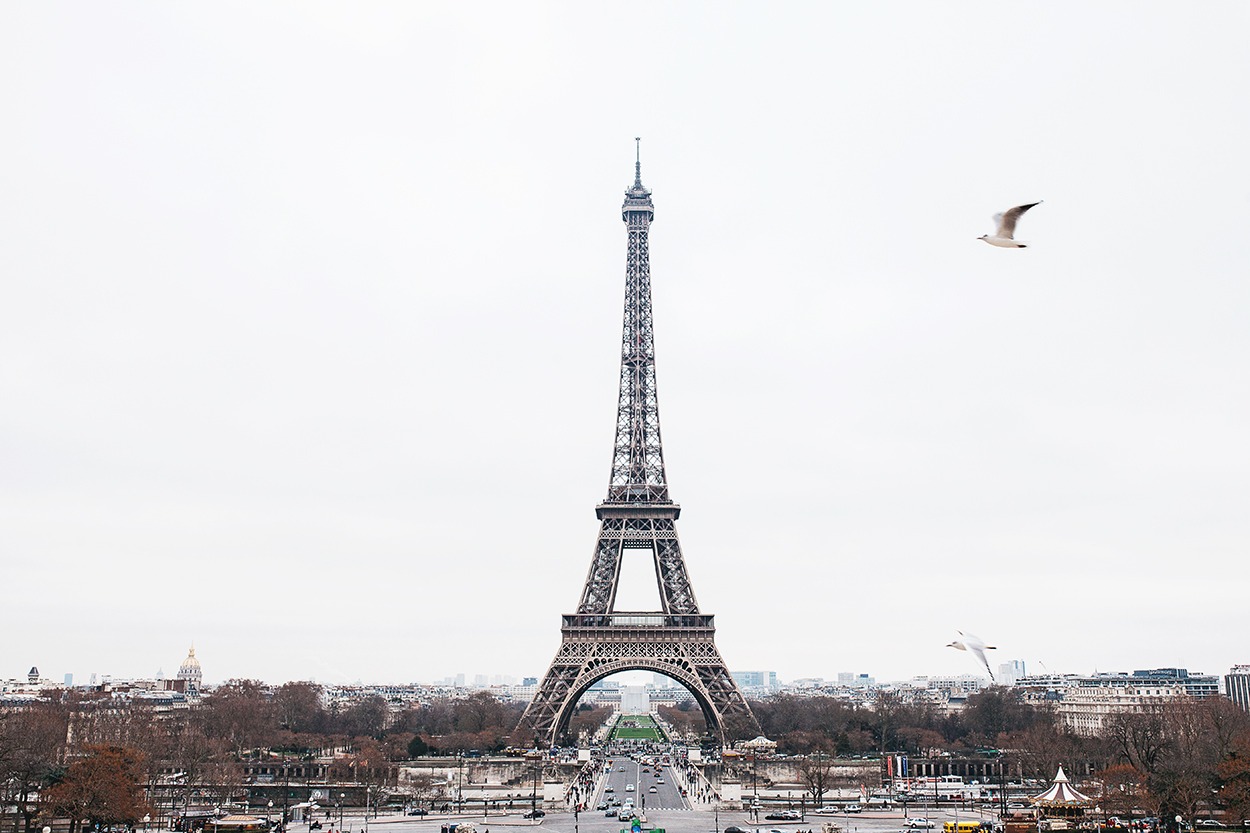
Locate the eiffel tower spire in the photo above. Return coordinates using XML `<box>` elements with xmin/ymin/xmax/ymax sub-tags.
<box><xmin>609</xmin><ymin>136</ymin><xmax>668</xmax><ymax>505</ymax></box>
<box><xmin>514</xmin><ymin>147</ymin><xmax>757</xmax><ymax>747</ymax></box>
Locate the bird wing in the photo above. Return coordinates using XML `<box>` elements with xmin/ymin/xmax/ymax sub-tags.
<box><xmin>996</xmin><ymin>202</ymin><xmax>1041</xmax><ymax>238</ymax></box>
<box><xmin>972</xmin><ymin>647</ymin><xmax>996</xmax><ymax>681</ymax></box>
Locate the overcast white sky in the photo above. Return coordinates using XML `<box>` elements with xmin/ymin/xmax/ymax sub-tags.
<box><xmin>3</xmin><ymin>3</ymin><xmax>1249</xmax><ymax>689</ymax></box>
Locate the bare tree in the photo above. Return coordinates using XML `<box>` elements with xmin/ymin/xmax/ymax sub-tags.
<box><xmin>0</xmin><ymin>702</ymin><xmax>70</xmax><ymax>833</ymax></box>
<box><xmin>798</xmin><ymin>750</ymin><xmax>838</xmax><ymax>807</ymax></box>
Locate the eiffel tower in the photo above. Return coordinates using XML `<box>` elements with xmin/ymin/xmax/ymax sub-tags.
<box><xmin>515</xmin><ymin>144</ymin><xmax>758</xmax><ymax>747</ymax></box>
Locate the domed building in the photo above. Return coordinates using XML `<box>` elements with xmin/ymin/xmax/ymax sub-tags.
<box><xmin>176</xmin><ymin>646</ymin><xmax>202</xmax><ymax>694</ymax></box>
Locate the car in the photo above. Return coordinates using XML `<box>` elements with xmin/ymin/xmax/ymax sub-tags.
<box><xmin>656</xmin><ymin>779</ymin><xmax>665</xmax><ymax>784</ymax></box>
<box><xmin>605</xmin><ymin>787</ymin><xmax>615</xmax><ymax>793</ymax></box>
<box><xmin>725</xmin><ymin>827</ymin><xmax>750</xmax><ymax>833</ymax></box>
<box><xmin>907</xmin><ymin>820</ymin><xmax>935</xmax><ymax>829</ymax></box>
<box><xmin>626</xmin><ymin>784</ymin><xmax>635</xmax><ymax>792</ymax></box>
<box><xmin>523</xmin><ymin>810</ymin><xmax>545</xmax><ymax>819</ymax></box>
<box><xmin>605</xmin><ymin>810</ymin><xmax>617</xmax><ymax>817</ymax></box>
<box><xmin>648</xmin><ymin>787</ymin><xmax>657</xmax><ymax>793</ymax></box>
<box><xmin>408</xmin><ymin>810</ymin><xmax>429</xmax><ymax>817</ymax></box>
<box><xmin>596</xmin><ymin>803</ymin><xmax>609</xmax><ymax>811</ymax></box>
<box><xmin>766</xmin><ymin>812</ymin><xmax>801</xmax><ymax>821</ymax></box>
<box><xmin>1195</xmin><ymin>823</ymin><xmax>1223</xmax><ymax>829</ymax></box>
<box><xmin>845</xmin><ymin>805</ymin><xmax>862</xmax><ymax>814</ymax></box>
<box><xmin>619</xmin><ymin>767</ymin><xmax>626</xmax><ymax>771</ymax></box>
<box><xmin>618</xmin><ymin>810</ymin><xmax>634</xmax><ymax>821</ymax></box>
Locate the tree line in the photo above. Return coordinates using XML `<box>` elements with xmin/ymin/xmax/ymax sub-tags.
<box><xmin>5</xmin><ymin>683</ymin><xmax>1250</xmax><ymax>832</ymax></box>
<box><xmin>0</xmin><ymin>683</ymin><xmax>532</xmax><ymax>833</ymax></box>
<box><xmin>667</xmin><ymin>689</ymin><xmax>1250</xmax><ymax>825</ymax></box>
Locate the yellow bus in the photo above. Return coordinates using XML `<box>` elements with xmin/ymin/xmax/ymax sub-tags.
<box><xmin>944</xmin><ymin>822</ymin><xmax>987</xmax><ymax>833</ymax></box>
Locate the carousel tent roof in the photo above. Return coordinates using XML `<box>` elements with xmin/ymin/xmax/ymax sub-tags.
<box><xmin>1030</xmin><ymin>766</ymin><xmax>1093</xmax><ymax>807</ymax></box>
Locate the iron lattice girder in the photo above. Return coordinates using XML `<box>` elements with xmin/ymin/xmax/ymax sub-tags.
<box><xmin>576</xmin><ymin>510</ymin><xmax>698</xmax><ymax>616</ymax></box>
<box><xmin>609</xmin><ymin>209</ymin><xmax>668</xmax><ymax>503</ymax></box>
<box><xmin>516</xmin><ymin>622</ymin><xmax>755</xmax><ymax>744</ymax></box>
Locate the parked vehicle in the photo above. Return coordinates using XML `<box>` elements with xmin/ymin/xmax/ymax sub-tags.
<box><xmin>907</xmin><ymin>820</ymin><xmax>936</xmax><ymax>829</ymax></box>
<box><xmin>943</xmin><ymin>822</ymin><xmax>987</xmax><ymax>833</ymax></box>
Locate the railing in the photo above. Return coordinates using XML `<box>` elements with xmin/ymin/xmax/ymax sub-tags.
<box><xmin>562</xmin><ymin>614</ymin><xmax>714</xmax><ymax>629</ymax></box>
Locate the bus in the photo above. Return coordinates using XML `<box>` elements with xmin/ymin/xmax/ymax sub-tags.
<box><xmin>944</xmin><ymin>822</ymin><xmax>989</xmax><ymax>833</ymax></box>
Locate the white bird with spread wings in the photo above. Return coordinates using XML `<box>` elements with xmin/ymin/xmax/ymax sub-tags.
<box><xmin>947</xmin><ymin>631</ymin><xmax>997</xmax><ymax>680</ymax></box>
<box><xmin>978</xmin><ymin>201</ymin><xmax>1041</xmax><ymax>248</ymax></box>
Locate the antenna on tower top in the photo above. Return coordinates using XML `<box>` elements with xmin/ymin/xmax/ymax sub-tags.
<box><xmin>634</xmin><ymin>137</ymin><xmax>642</xmax><ymax>186</ymax></box>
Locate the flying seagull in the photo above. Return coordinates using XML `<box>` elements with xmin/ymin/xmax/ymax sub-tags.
<box><xmin>978</xmin><ymin>201</ymin><xmax>1041</xmax><ymax>248</ymax></box>
<box><xmin>947</xmin><ymin>631</ymin><xmax>997</xmax><ymax>680</ymax></box>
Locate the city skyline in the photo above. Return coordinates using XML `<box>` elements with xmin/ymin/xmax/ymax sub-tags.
<box><xmin>6</xmin><ymin>652</ymin><xmax>1237</xmax><ymax>692</ymax></box>
<box><xmin>3</xmin><ymin>4</ymin><xmax>1249</xmax><ymax>687</ymax></box>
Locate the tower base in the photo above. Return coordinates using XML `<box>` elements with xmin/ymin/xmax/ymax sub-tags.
<box><xmin>514</xmin><ymin>614</ymin><xmax>757</xmax><ymax>746</ymax></box>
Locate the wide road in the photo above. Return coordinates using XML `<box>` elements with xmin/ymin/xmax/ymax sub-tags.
<box><xmin>598</xmin><ymin>758</ymin><xmax>689</xmax><ymax>813</ymax></box>
<box><xmin>325</xmin><ymin>806</ymin><xmax>987</xmax><ymax>833</ymax></box>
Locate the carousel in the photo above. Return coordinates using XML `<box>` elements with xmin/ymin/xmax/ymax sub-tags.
<box><xmin>1030</xmin><ymin>767</ymin><xmax>1094</xmax><ymax>831</ymax></box>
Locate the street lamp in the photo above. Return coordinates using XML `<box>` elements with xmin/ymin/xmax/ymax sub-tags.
<box><xmin>338</xmin><ymin>794</ymin><xmax>345</xmax><ymax>833</ymax></box>
<box><xmin>752</xmin><ymin>754</ymin><xmax>760</xmax><ymax>821</ymax></box>
<box><xmin>144</xmin><ymin>814</ymin><xmax>151</xmax><ymax>833</ymax></box>
<box><xmin>268</xmin><ymin>801</ymin><xmax>274</xmax><ymax>829</ymax></box>
<box><xmin>534</xmin><ymin>756</ymin><xmax>540</xmax><ymax>816</ymax></box>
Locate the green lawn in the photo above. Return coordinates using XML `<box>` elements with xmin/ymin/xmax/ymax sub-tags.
<box><xmin>611</xmin><ymin>715</ymin><xmax>665</xmax><ymax>741</ymax></box>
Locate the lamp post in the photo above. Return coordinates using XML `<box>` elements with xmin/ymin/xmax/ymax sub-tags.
<box><xmin>753</xmin><ymin>753</ymin><xmax>761</xmax><ymax>822</ymax></box>
<box><xmin>268</xmin><ymin>801</ymin><xmax>274</xmax><ymax>830</ymax></box>
<box><xmin>527</xmin><ymin>751</ymin><xmax>541</xmax><ymax>818</ymax></box>
<box><xmin>457</xmin><ymin>753</ymin><xmax>464</xmax><ymax>814</ymax></box>
<box><xmin>144</xmin><ymin>814</ymin><xmax>151</xmax><ymax>833</ymax></box>
<box><xmin>338</xmin><ymin>794</ymin><xmax>344</xmax><ymax>833</ymax></box>
<box><xmin>282</xmin><ymin>757</ymin><xmax>291</xmax><ymax>833</ymax></box>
